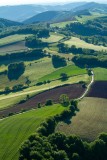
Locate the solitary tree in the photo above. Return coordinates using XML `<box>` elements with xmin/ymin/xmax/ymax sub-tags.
<box><xmin>59</xmin><ymin>94</ymin><xmax>70</xmax><ymax>107</ymax></box>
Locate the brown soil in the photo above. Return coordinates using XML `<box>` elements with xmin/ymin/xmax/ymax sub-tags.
<box><xmin>0</xmin><ymin>83</ymin><xmax>85</xmax><ymax>118</ymax></box>
<box><xmin>86</xmin><ymin>81</ymin><xmax>107</xmax><ymax>98</ymax></box>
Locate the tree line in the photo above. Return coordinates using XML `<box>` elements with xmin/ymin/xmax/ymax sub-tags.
<box><xmin>72</xmin><ymin>54</ymin><xmax>107</xmax><ymax>68</ymax></box>
<box><xmin>0</xmin><ymin>49</ymin><xmax>46</xmax><ymax>64</ymax></box>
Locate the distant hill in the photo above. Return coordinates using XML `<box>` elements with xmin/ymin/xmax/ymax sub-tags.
<box><xmin>0</xmin><ymin>2</ymin><xmax>106</xmax><ymax>22</ymax></box>
<box><xmin>0</xmin><ymin>18</ymin><xmax>21</xmax><ymax>28</ymax></box>
<box><xmin>0</xmin><ymin>2</ymin><xmax>86</xmax><ymax>22</ymax></box>
<box><xmin>23</xmin><ymin>9</ymin><xmax>91</xmax><ymax>24</ymax></box>
<box><xmin>75</xmin><ymin>2</ymin><xmax>107</xmax><ymax>14</ymax></box>
<box><xmin>23</xmin><ymin>2</ymin><xmax>107</xmax><ymax>24</ymax></box>
<box><xmin>23</xmin><ymin>11</ymin><xmax>61</xmax><ymax>24</ymax></box>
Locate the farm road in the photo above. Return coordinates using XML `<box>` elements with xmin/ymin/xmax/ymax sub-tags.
<box><xmin>0</xmin><ymin>87</ymin><xmax>49</xmax><ymax>101</ymax></box>
<box><xmin>77</xmin><ymin>71</ymin><xmax>94</xmax><ymax>100</ymax></box>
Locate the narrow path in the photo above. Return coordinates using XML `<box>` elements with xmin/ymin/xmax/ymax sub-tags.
<box><xmin>0</xmin><ymin>87</ymin><xmax>48</xmax><ymax>101</ymax></box>
<box><xmin>77</xmin><ymin>71</ymin><xmax>94</xmax><ymax>101</ymax></box>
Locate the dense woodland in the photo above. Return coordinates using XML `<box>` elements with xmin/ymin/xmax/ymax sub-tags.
<box><xmin>19</xmin><ymin>132</ymin><xmax>107</xmax><ymax>160</ymax></box>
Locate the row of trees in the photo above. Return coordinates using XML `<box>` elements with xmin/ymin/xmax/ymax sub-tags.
<box><xmin>0</xmin><ymin>49</ymin><xmax>45</xmax><ymax>64</ymax></box>
<box><xmin>25</xmin><ymin>36</ymin><xmax>48</xmax><ymax>48</ymax></box>
<box><xmin>72</xmin><ymin>55</ymin><xmax>107</xmax><ymax>68</ymax></box>
<box><xmin>80</xmin><ymin>35</ymin><xmax>107</xmax><ymax>47</ymax></box>
<box><xmin>57</xmin><ymin>43</ymin><xmax>96</xmax><ymax>55</ymax></box>
<box><xmin>0</xmin><ymin>25</ymin><xmax>50</xmax><ymax>39</ymax></box>
<box><xmin>65</xmin><ymin>20</ymin><xmax>107</xmax><ymax>36</ymax></box>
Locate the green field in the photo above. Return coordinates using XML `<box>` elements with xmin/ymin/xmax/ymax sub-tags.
<box><xmin>0</xmin><ymin>104</ymin><xmax>65</xmax><ymax>160</ymax></box>
<box><xmin>76</xmin><ymin>13</ymin><xmax>106</xmax><ymax>23</ymax></box>
<box><xmin>41</xmin><ymin>33</ymin><xmax>63</xmax><ymax>43</ymax></box>
<box><xmin>64</xmin><ymin>37</ymin><xmax>107</xmax><ymax>51</ymax></box>
<box><xmin>51</xmin><ymin>20</ymin><xmax>76</xmax><ymax>28</ymax></box>
<box><xmin>0</xmin><ymin>57</ymin><xmax>55</xmax><ymax>91</ymax></box>
<box><xmin>0</xmin><ymin>34</ymin><xmax>31</xmax><ymax>46</ymax></box>
<box><xmin>0</xmin><ymin>74</ymin><xmax>89</xmax><ymax>110</ymax></box>
<box><xmin>0</xmin><ymin>57</ymin><xmax>88</xmax><ymax>91</ymax></box>
<box><xmin>39</xmin><ymin>65</ymin><xmax>87</xmax><ymax>82</ymax></box>
<box><xmin>56</xmin><ymin>97</ymin><xmax>107</xmax><ymax>141</ymax></box>
<box><xmin>93</xmin><ymin>67</ymin><xmax>107</xmax><ymax>81</ymax></box>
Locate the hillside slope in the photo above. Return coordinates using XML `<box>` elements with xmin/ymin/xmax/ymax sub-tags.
<box><xmin>0</xmin><ymin>18</ymin><xmax>21</xmax><ymax>28</ymax></box>
<box><xmin>0</xmin><ymin>3</ymin><xmax>86</xmax><ymax>22</ymax></box>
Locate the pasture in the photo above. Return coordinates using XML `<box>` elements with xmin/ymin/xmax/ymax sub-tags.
<box><xmin>56</xmin><ymin>97</ymin><xmax>107</xmax><ymax>141</ymax></box>
<box><xmin>41</xmin><ymin>33</ymin><xmax>63</xmax><ymax>43</ymax></box>
<box><xmin>0</xmin><ymin>104</ymin><xmax>65</xmax><ymax>160</ymax></box>
<box><xmin>0</xmin><ymin>74</ymin><xmax>89</xmax><ymax>111</ymax></box>
<box><xmin>39</xmin><ymin>65</ymin><xmax>87</xmax><ymax>82</ymax></box>
<box><xmin>51</xmin><ymin>20</ymin><xmax>76</xmax><ymax>28</ymax></box>
<box><xmin>0</xmin><ymin>34</ymin><xmax>31</xmax><ymax>47</ymax></box>
<box><xmin>76</xmin><ymin>13</ymin><xmax>105</xmax><ymax>23</ymax></box>
<box><xmin>0</xmin><ymin>83</ymin><xmax>86</xmax><ymax>117</ymax></box>
<box><xmin>0</xmin><ymin>57</ymin><xmax>55</xmax><ymax>90</ymax></box>
<box><xmin>93</xmin><ymin>67</ymin><xmax>107</xmax><ymax>81</ymax></box>
<box><xmin>64</xmin><ymin>37</ymin><xmax>107</xmax><ymax>51</ymax></box>
<box><xmin>0</xmin><ymin>57</ymin><xmax>88</xmax><ymax>91</ymax></box>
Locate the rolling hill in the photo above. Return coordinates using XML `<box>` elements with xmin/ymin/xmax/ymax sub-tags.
<box><xmin>23</xmin><ymin>9</ymin><xmax>91</xmax><ymax>24</ymax></box>
<box><xmin>0</xmin><ymin>2</ymin><xmax>106</xmax><ymax>22</ymax></box>
<box><xmin>0</xmin><ymin>18</ymin><xmax>21</xmax><ymax>28</ymax></box>
<box><xmin>23</xmin><ymin>2</ymin><xmax>107</xmax><ymax>24</ymax></box>
<box><xmin>0</xmin><ymin>3</ymin><xmax>86</xmax><ymax>22</ymax></box>
<box><xmin>74</xmin><ymin>2</ymin><xmax>107</xmax><ymax>13</ymax></box>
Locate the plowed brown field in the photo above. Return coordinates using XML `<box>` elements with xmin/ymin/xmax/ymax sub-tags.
<box><xmin>0</xmin><ymin>83</ymin><xmax>85</xmax><ymax>118</ymax></box>
<box><xmin>87</xmin><ymin>81</ymin><xmax>107</xmax><ymax>98</ymax></box>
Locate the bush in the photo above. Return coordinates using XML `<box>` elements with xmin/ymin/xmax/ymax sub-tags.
<box><xmin>45</xmin><ymin>99</ymin><xmax>53</xmax><ymax>106</ymax></box>
<box><xmin>38</xmin><ymin>103</ymin><xmax>42</xmax><ymax>108</ymax></box>
<box><xmin>59</xmin><ymin>94</ymin><xmax>70</xmax><ymax>107</ymax></box>
<box><xmin>19</xmin><ymin>99</ymin><xmax>26</xmax><ymax>104</ymax></box>
<box><xmin>36</xmin><ymin>82</ymin><xmax>44</xmax><ymax>86</ymax></box>
<box><xmin>4</xmin><ymin>87</ymin><xmax>11</xmax><ymax>93</ymax></box>
<box><xmin>8</xmin><ymin>112</ymin><xmax>14</xmax><ymax>116</ymax></box>
<box><xmin>60</xmin><ymin>73</ymin><xmax>68</xmax><ymax>81</ymax></box>
<box><xmin>12</xmin><ymin>84</ymin><xmax>24</xmax><ymax>92</ymax></box>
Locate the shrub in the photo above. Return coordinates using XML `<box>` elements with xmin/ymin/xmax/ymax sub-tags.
<box><xmin>59</xmin><ymin>94</ymin><xmax>70</xmax><ymax>107</ymax></box>
<box><xmin>45</xmin><ymin>99</ymin><xmax>53</xmax><ymax>106</ymax></box>
<box><xmin>38</xmin><ymin>103</ymin><xmax>42</xmax><ymax>108</ymax></box>
<box><xmin>60</xmin><ymin>73</ymin><xmax>68</xmax><ymax>81</ymax></box>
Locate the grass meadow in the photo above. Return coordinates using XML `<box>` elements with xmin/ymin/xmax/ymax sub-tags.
<box><xmin>0</xmin><ymin>104</ymin><xmax>65</xmax><ymax>160</ymax></box>
<box><xmin>0</xmin><ymin>34</ymin><xmax>31</xmax><ymax>47</ymax></box>
<box><xmin>93</xmin><ymin>67</ymin><xmax>107</xmax><ymax>81</ymax></box>
<box><xmin>41</xmin><ymin>33</ymin><xmax>64</xmax><ymax>43</ymax></box>
<box><xmin>64</xmin><ymin>37</ymin><xmax>107</xmax><ymax>51</ymax></box>
<box><xmin>39</xmin><ymin>64</ymin><xmax>87</xmax><ymax>82</ymax></box>
<box><xmin>0</xmin><ymin>74</ymin><xmax>89</xmax><ymax>110</ymax></box>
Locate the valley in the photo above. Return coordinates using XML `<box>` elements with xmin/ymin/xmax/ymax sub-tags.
<box><xmin>0</xmin><ymin>1</ymin><xmax>107</xmax><ymax>160</ymax></box>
